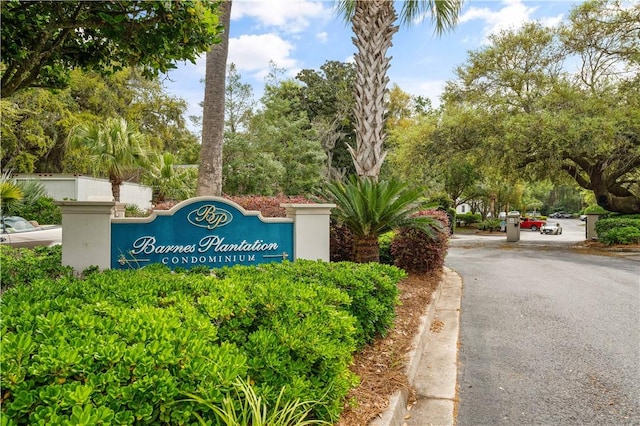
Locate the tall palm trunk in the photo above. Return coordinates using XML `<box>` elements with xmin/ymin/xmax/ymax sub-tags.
<box><xmin>197</xmin><ymin>0</ymin><xmax>232</xmax><ymax>196</ymax></box>
<box><xmin>110</xmin><ymin>174</ymin><xmax>122</xmax><ymax>202</ymax></box>
<box><xmin>353</xmin><ymin>235</ymin><xmax>381</xmax><ymax>263</ymax></box>
<box><xmin>347</xmin><ymin>0</ymin><xmax>398</xmax><ymax>180</ymax></box>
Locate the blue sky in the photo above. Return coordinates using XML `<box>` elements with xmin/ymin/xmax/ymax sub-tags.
<box><xmin>162</xmin><ymin>0</ymin><xmax>581</xmax><ymax>130</ymax></box>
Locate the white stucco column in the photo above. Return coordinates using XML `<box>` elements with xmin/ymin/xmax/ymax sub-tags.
<box><xmin>585</xmin><ymin>213</ymin><xmax>600</xmax><ymax>240</ymax></box>
<box><xmin>281</xmin><ymin>203</ymin><xmax>335</xmax><ymax>262</ymax></box>
<box><xmin>57</xmin><ymin>201</ymin><xmax>115</xmax><ymax>273</ymax></box>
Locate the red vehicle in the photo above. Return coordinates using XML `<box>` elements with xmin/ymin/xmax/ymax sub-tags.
<box><xmin>519</xmin><ymin>217</ymin><xmax>546</xmax><ymax>231</ymax></box>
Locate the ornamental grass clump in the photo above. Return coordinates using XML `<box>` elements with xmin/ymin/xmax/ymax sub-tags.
<box><xmin>184</xmin><ymin>377</ymin><xmax>332</xmax><ymax>426</ymax></box>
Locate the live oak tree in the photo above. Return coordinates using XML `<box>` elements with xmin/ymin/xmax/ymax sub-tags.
<box><xmin>441</xmin><ymin>0</ymin><xmax>640</xmax><ymax>214</ymax></box>
<box><xmin>335</xmin><ymin>0</ymin><xmax>462</xmax><ymax>180</ymax></box>
<box><xmin>0</xmin><ymin>69</ymin><xmax>198</xmax><ymax>174</ymax></box>
<box><xmin>0</xmin><ymin>0</ymin><xmax>222</xmax><ymax>98</ymax></box>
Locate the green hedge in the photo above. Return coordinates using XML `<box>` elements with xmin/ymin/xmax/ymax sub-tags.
<box><xmin>595</xmin><ymin>216</ymin><xmax>640</xmax><ymax>245</ymax></box>
<box><xmin>6</xmin><ymin>196</ymin><xmax>62</xmax><ymax>225</ymax></box>
<box><xmin>1</xmin><ymin>260</ymin><xmax>404</xmax><ymax>424</ymax></box>
<box><xmin>456</xmin><ymin>212</ymin><xmax>481</xmax><ymax>226</ymax></box>
<box><xmin>0</xmin><ymin>245</ymin><xmax>73</xmax><ymax>291</ymax></box>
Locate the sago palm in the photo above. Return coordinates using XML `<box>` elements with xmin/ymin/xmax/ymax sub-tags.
<box><xmin>335</xmin><ymin>0</ymin><xmax>463</xmax><ymax>180</ymax></box>
<box><xmin>0</xmin><ymin>171</ymin><xmax>23</xmax><ymax>215</ymax></box>
<box><xmin>323</xmin><ymin>175</ymin><xmax>442</xmax><ymax>263</ymax></box>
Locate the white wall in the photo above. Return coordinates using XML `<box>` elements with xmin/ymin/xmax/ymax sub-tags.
<box><xmin>75</xmin><ymin>176</ymin><xmax>112</xmax><ymax>202</ymax></box>
<box><xmin>15</xmin><ymin>174</ymin><xmax>152</xmax><ymax>211</ymax></box>
<box><xmin>119</xmin><ymin>182</ymin><xmax>152</xmax><ymax>210</ymax></box>
<box><xmin>456</xmin><ymin>203</ymin><xmax>472</xmax><ymax>215</ymax></box>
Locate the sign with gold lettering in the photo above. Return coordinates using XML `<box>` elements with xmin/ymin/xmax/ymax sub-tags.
<box><xmin>111</xmin><ymin>197</ymin><xmax>294</xmax><ymax>270</ymax></box>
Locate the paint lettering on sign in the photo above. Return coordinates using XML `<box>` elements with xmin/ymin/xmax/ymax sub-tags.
<box><xmin>187</xmin><ymin>205</ymin><xmax>233</xmax><ymax>229</ymax></box>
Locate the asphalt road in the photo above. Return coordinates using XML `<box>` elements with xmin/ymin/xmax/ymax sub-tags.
<box><xmin>446</xmin><ymin>242</ymin><xmax>640</xmax><ymax>425</ymax></box>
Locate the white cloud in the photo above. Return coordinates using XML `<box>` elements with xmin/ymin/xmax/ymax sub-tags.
<box><xmin>316</xmin><ymin>31</ymin><xmax>328</xmax><ymax>43</ymax></box>
<box><xmin>539</xmin><ymin>14</ymin><xmax>565</xmax><ymax>28</ymax></box>
<box><xmin>415</xmin><ymin>79</ymin><xmax>446</xmax><ymax>107</ymax></box>
<box><xmin>391</xmin><ymin>77</ymin><xmax>446</xmax><ymax>107</ymax></box>
<box><xmin>231</xmin><ymin>0</ymin><xmax>328</xmax><ymax>33</ymax></box>
<box><xmin>460</xmin><ymin>0</ymin><xmax>538</xmax><ymax>40</ymax></box>
<box><xmin>229</xmin><ymin>33</ymin><xmax>298</xmax><ymax>79</ymax></box>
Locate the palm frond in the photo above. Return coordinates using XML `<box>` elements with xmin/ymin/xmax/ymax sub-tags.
<box><xmin>323</xmin><ymin>175</ymin><xmax>441</xmax><ymax>240</ymax></box>
<box><xmin>399</xmin><ymin>0</ymin><xmax>463</xmax><ymax>34</ymax></box>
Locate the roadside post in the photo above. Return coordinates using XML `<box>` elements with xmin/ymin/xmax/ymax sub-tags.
<box><xmin>585</xmin><ymin>213</ymin><xmax>600</xmax><ymax>240</ymax></box>
<box><xmin>506</xmin><ymin>210</ymin><xmax>521</xmax><ymax>242</ymax></box>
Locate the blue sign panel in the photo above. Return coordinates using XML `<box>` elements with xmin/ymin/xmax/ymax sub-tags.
<box><xmin>111</xmin><ymin>197</ymin><xmax>294</xmax><ymax>270</ymax></box>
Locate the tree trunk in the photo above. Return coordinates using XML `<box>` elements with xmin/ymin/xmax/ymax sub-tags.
<box><xmin>353</xmin><ymin>236</ymin><xmax>380</xmax><ymax>263</ymax></box>
<box><xmin>592</xmin><ymin>178</ymin><xmax>640</xmax><ymax>214</ymax></box>
<box><xmin>110</xmin><ymin>177</ymin><xmax>122</xmax><ymax>202</ymax></box>
<box><xmin>348</xmin><ymin>0</ymin><xmax>398</xmax><ymax>180</ymax></box>
<box><xmin>197</xmin><ymin>0</ymin><xmax>232</xmax><ymax>197</ymax></box>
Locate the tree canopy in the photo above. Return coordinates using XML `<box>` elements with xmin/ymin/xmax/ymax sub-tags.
<box><xmin>0</xmin><ymin>0</ymin><xmax>222</xmax><ymax>97</ymax></box>
<box><xmin>439</xmin><ymin>0</ymin><xmax>640</xmax><ymax>213</ymax></box>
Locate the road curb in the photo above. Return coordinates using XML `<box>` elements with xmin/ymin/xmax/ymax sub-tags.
<box><xmin>371</xmin><ymin>267</ymin><xmax>461</xmax><ymax>426</ymax></box>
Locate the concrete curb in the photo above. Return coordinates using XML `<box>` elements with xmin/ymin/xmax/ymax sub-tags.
<box><xmin>370</xmin><ymin>267</ymin><xmax>462</xmax><ymax>426</ymax></box>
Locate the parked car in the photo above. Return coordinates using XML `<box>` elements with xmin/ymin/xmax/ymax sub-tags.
<box><xmin>580</xmin><ymin>214</ymin><xmax>587</xmax><ymax>221</ymax></box>
<box><xmin>549</xmin><ymin>212</ymin><xmax>572</xmax><ymax>219</ymax></box>
<box><xmin>0</xmin><ymin>216</ymin><xmax>62</xmax><ymax>248</ymax></box>
<box><xmin>540</xmin><ymin>222</ymin><xmax>563</xmax><ymax>235</ymax></box>
<box><xmin>520</xmin><ymin>217</ymin><xmax>546</xmax><ymax>231</ymax></box>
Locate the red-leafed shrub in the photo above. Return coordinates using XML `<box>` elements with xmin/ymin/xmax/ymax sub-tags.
<box><xmin>226</xmin><ymin>195</ymin><xmax>313</xmax><ymax>217</ymax></box>
<box><xmin>390</xmin><ymin>209</ymin><xmax>450</xmax><ymax>274</ymax></box>
<box><xmin>330</xmin><ymin>221</ymin><xmax>354</xmax><ymax>262</ymax></box>
<box><xmin>153</xmin><ymin>195</ymin><xmax>314</xmax><ymax>217</ymax></box>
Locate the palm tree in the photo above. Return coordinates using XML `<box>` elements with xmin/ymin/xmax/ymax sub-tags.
<box><xmin>335</xmin><ymin>0</ymin><xmax>462</xmax><ymax>180</ymax></box>
<box><xmin>0</xmin><ymin>171</ymin><xmax>23</xmax><ymax>215</ymax></box>
<box><xmin>68</xmin><ymin>117</ymin><xmax>149</xmax><ymax>202</ymax></box>
<box><xmin>144</xmin><ymin>152</ymin><xmax>197</xmax><ymax>202</ymax></box>
<box><xmin>197</xmin><ymin>0</ymin><xmax>232</xmax><ymax>197</ymax></box>
<box><xmin>323</xmin><ymin>175</ymin><xmax>442</xmax><ymax>263</ymax></box>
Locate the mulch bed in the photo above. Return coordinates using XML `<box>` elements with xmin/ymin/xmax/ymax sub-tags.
<box><xmin>336</xmin><ymin>271</ymin><xmax>442</xmax><ymax>425</ymax></box>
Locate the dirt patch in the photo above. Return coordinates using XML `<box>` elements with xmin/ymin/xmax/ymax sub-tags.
<box><xmin>336</xmin><ymin>271</ymin><xmax>442</xmax><ymax>426</ymax></box>
<box><xmin>576</xmin><ymin>241</ymin><xmax>640</xmax><ymax>252</ymax></box>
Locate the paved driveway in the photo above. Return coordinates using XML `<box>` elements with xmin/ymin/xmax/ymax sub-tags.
<box><xmin>446</xmin><ymin>244</ymin><xmax>640</xmax><ymax>425</ymax></box>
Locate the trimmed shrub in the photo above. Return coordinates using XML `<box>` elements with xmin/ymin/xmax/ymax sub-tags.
<box><xmin>599</xmin><ymin>226</ymin><xmax>640</xmax><ymax>245</ymax></box>
<box><xmin>152</xmin><ymin>195</ymin><xmax>314</xmax><ymax>217</ymax></box>
<box><xmin>456</xmin><ymin>212</ymin><xmax>481</xmax><ymax>227</ymax></box>
<box><xmin>226</xmin><ymin>194</ymin><xmax>313</xmax><ymax>218</ymax></box>
<box><xmin>595</xmin><ymin>217</ymin><xmax>640</xmax><ymax>235</ymax></box>
<box><xmin>595</xmin><ymin>215</ymin><xmax>640</xmax><ymax>245</ymax></box>
<box><xmin>330</xmin><ymin>220</ymin><xmax>354</xmax><ymax>262</ymax></box>
<box><xmin>215</xmin><ymin>260</ymin><xmax>404</xmax><ymax>350</ymax></box>
<box><xmin>0</xmin><ymin>245</ymin><xmax>73</xmax><ymax>291</ymax></box>
<box><xmin>0</xmin><ymin>260</ymin><xmax>405</xmax><ymax>423</ymax></box>
<box><xmin>7</xmin><ymin>196</ymin><xmax>61</xmax><ymax>225</ymax></box>
<box><xmin>378</xmin><ymin>231</ymin><xmax>395</xmax><ymax>265</ymax></box>
<box><xmin>584</xmin><ymin>205</ymin><xmax>610</xmax><ymax>215</ymax></box>
<box><xmin>390</xmin><ymin>210</ymin><xmax>450</xmax><ymax>274</ymax></box>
